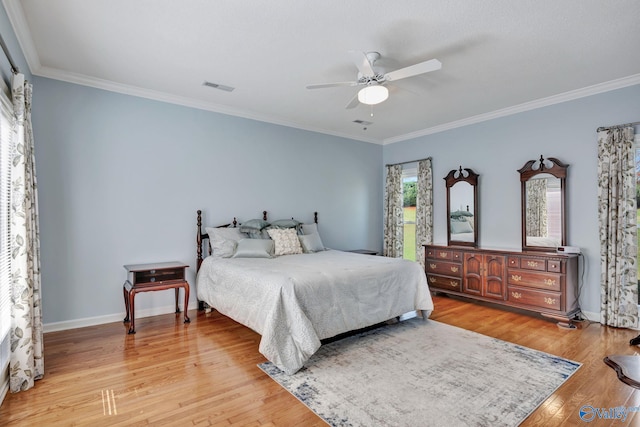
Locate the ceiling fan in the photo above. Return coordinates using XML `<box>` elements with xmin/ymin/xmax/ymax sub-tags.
<box><xmin>306</xmin><ymin>51</ymin><xmax>442</xmax><ymax>109</ymax></box>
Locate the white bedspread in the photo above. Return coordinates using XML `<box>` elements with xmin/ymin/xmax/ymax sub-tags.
<box><xmin>196</xmin><ymin>249</ymin><xmax>433</xmax><ymax>374</ymax></box>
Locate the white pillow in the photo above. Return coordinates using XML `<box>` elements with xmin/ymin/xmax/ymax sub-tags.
<box><xmin>206</xmin><ymin>227</ymin><xmax>246</xmax><ymax>258</ymax></box>
<box><xmin>299</xmin><ymin>232</ymin><xmax>325</xmax><ymax>253</ymax></box>
<box><xmin>267</xmin><ymin>228</ymin><xmax>303</xmax><ymax>256</ymax></box>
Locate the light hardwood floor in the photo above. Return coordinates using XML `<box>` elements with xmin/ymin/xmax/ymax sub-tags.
<box><xmin>1</xmin><ymin>295</ymin><xmax>639</xmax><ymax>426</ymax></box>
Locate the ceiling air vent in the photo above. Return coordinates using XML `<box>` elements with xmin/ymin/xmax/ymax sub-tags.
<box><xmin>353</xmin><ymin>119</ymin><xmax>373</xmax><ymax>125</ymax></box>
<box><xmin>203</xmin><ymin>81</ymin><xmax>235</xmax><ymax>92</ymax></box>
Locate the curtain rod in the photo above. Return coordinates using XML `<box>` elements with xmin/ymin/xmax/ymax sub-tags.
<box><xmin>597</xmin><ymin>121</ymin><xmax>640</xmax><ymax>132</ymax></box>
<box><xmin>385</xmin><ymin>157</ymin><xmax>432</xmax><ymax>167</ymax></box>
<box><xmin>0</xmin><ymin>32</ymin><xmax>19</xmax><ymax>74</ymax></box>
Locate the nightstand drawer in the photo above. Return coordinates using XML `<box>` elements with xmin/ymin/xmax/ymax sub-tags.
<box><xmin>134</xmin><ymin>268</ymin><xmax>184</xmax><ymax>284</ymax></box>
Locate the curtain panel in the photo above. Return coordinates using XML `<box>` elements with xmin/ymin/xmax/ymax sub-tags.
<box><xmin>415</xmin><ymin>159</ymin><xmax>433</xmax><ymax>268</ymax></box>
<box><xmin>597</xmin><ymin>126</ymin><xmax>638</xmax><ymax>328</ymax></box>
<box><xmin>10</xmin><ymin>73</ymin><xmax>43</xmax><ymax>392</ymax></box>
<box><xmin>383</xmin><ymin>165</ymin><xmax>403</xmax><ymax>258</ymax></box>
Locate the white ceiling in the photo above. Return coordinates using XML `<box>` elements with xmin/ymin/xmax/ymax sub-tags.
<box><xmin>4</xmin><ymin>0</ymin><xmax>640</xmax><ymax>144</ymax></box>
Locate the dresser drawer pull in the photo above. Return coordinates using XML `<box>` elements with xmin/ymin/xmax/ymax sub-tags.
<box><xmin>550</xmin><ymin>264</ymin><xmax>557</xmax><ymax>269</ymax></box>
<box><xmin>527</xmin><ymin>261</ymin><xmax>539</xmax><ymax>268</ymax></box>
<box><xmin>439</xmin><ymin>252</ymin><xmax>448</xmax><ymax>258</ymax></box>
<box><xmin>429</xmin><ymin>263</ymin><xmax>437</xmax><ymax>269</ymax></box>
<box><xmin>450</xmin><ymin>266</ymin><xmax>459</xmax><ymax>273</ymax></box>
<box><xmin>543</xmin><ymin>278</ymin><xmax>556</xmax><ymax>287</ymax></box>
<box><xmin>511</xmin><ymin>274</ymin><xmax>522</xmax><ymax>282</ymax></box>
<box><xmin>428</xmin><ymin>277</ymin><xmax>436</xmax><ymax>283</ymax></box>
<box><xmin>449</xmin><ymin>280</ymin><xmax>458</xmax><ymax>288</ymax></box>
<box><xmin>150</xmin><ymin>277</ymin><xmax>156</xmax><ymax>282</ymax></box>
<box><xmin>511</xmin><ymin>291</ymin><xmax>522</xmax><ymax>299</ymax></box>
<box><xmin>149</xmin><ymin>269</ymin><xmax>156</xmax><ymax>274</ymax></box>
<box><xmin>544</xmin><ymin>297</ymin><xmax>557</xmax><ymax>305</ymax></box>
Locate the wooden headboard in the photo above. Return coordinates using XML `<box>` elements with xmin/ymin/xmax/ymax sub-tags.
<box><xmin>196</xmin><ymin>210</ymin><xmax>318</xmax><ymax>271</ymax></box>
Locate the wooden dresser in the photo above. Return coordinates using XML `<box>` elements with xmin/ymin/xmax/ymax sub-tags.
<box><xmin>424</xmin><ymin>245</ymin><xmax>579</xmax><ymax>328</ymax></box>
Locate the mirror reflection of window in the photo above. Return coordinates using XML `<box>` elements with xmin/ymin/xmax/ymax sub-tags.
<box><xmin>525</xmin><ymin>174</ymin><xmax>561</xmax><ymax>247</ymax></box>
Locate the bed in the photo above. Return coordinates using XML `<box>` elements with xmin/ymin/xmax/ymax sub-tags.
<box><xmin>195</xmin><ymin>210</ymin><xmax>434</xmax><ymax>374</ymax></box>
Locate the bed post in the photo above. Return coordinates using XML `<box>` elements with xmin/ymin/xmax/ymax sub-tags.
<box><xmin>263</xmin><ymin>210</ymin><xmax>268</xmax><ymax>221</ymax></box>
<box><xmin>314</xmin><ymin>212</ymin><xmax>318</xmax><ymax>224</ymax></box>
<box><xmin>197</xmin><ymin>210</ymin><xmax>203</xmax><ymax>271</ymax></box>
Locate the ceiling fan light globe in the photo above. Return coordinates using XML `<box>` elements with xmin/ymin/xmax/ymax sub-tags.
<box><xmin>358</xmin><ymin>85</ymin><xmax>389</xmax><ymax>105</ymax></box>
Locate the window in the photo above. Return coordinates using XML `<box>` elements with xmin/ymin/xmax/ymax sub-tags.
<box><xmin>402</xmin><ymin>165</ymin><xmax>417</xmax><ymax>261</ymax></box>
<box><xmin>0</xmin><ymin>81</ymin><xmax>12</xmax><ymax>370</ymax></box>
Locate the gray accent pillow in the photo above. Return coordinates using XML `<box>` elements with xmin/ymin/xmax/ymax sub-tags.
<box><xmin>267</xmin><ymin>218</ymin><xmax>301</xmax><ymax>230</ymax></box>
<box><xmin>299</xmin><ymin>232</ymin><xmax>325</xmax><ymax>253</ymax></box>
<box><xmin>239</xmin><ymin>218</ymin><xmax>270</xmax><ymax>234</ymax></box>
<box><xmin>301</xmin><ymin>223</ymin><xmax>318</xmax><ymax>235</ymax></box>
<box><xmin>232</xmin><ymin>239</ymin><xmax>274</xmax><ymax>258</ymax></box>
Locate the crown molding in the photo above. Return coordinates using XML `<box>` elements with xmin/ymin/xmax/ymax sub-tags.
<box><xmin>384</xmin><ymin>73</ymin><xmax>640</xmax><ymax>145</ymax></box>
<box><xmin>2</xmin><ymin>0</ymin><xmax>40</xmax><ymax>73</ymax></box>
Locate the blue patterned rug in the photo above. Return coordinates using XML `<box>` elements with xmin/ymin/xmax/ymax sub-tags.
<box><xmin>259</xmin><ymin>318</ymin><xmax>580</xmax><ymax>426</ymax></box>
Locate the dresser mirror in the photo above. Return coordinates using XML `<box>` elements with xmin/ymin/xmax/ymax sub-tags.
<box><xmin>445</xmin><ymin>167</ymin><xmax>479</xmax><ymax>247</ymax></box>
<box><xmin>518</xmin><ymin>156</ymin><xmax>567</xmax><ymax>252</ymax></box>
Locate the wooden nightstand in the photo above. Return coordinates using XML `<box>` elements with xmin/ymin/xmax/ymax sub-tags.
<box><xmin>348</xmin><ymin>249</ymin><xmax>379</xmax><ymax>256</ymax></box>
<box><xmin>123</xmin><ymin>261</ymin><xmax>190</xmax><ymax>334</ymax></box>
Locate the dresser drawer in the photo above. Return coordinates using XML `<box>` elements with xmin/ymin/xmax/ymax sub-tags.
<box><xmin>507</xmin><ymin>270</ymin><xmax>562</xmax><ymax>291</ymax></box>
<box><xmin>426</xmin><ymin>260</ymin><xmax>462</xmax><ymax>277</ymax></box>
<box><xmin>427</xmin><ymin>275</ymin><xmax>462</xmax><ymax>292</ymax></box>
<box><xmin>134</xmin><ymin>268</ymin><xmax>184</xmax><ymax>284</ymax></box>
<box><xmin>427</xmin><ymin>248</ymin><xmax>462</xmax><ymax>261</ymax></box>
<box><xmin>507</xmin><ymin>287</ymin><xmax>561</xmax><ymax>311</ymax></box>
<box><xmin>518</xmin><ymin>257</ymin><xmax>547</xmax><ymax>271</ymax></box>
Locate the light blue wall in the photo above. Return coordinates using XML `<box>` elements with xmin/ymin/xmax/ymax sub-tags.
<box><xmin>383</xmin><ymin>84</ymin><xmax>640</xmax><ymax>316</ymax></box>
<box><xmin>31</xmin><ymin>78</ymin><xmax>383</xmax><ymax>324</ymax></box>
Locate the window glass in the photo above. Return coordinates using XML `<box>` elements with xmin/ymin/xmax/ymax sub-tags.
<box><xmin>402</xmin><ymin>166</ymin><xmax>417</xmax><ymax>261</ymax></box>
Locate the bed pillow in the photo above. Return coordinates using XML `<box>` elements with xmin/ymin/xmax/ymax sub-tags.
<box><xmin>232</xmin><ymin>238</ymin><xmax>274</xmax><ymax>258</ymax></box>
<box><xmin>450</xmin><ymin>220</ymin><xmax>473</xmax><ymax>234</ymax></box>
<box><xmin>299</xmin><ymin>232</ymin><xmax>325</xmax><ymax>253</ymax></box>
<box><xmin>205</xmin><ymin>227</ymin><xmax>246</xmax><ymax>258</ymax></box>
<box><xmin>301</xmin><ymin>223</ymin><xmax>318</xmax><ymax>235</ymax></box>
<box><xmin>267</xmin><ymin>218</ymin><xmax>301</xmax><ymax>230</ymax></box>
<box><xmin>239</xmin><ymin>218</ymin><xmax>270</xmax><ymax>237</ymax></box>
<box><xmin>267</xmin><ymin>228</ymin><xmax>303</xmax><ymax>256</ymax></box>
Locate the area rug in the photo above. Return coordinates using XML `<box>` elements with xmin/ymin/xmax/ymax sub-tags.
<box><xmin>258</xmin><ymin>318</ymin><xmax>580</xmax><ymax>426</ymax></box>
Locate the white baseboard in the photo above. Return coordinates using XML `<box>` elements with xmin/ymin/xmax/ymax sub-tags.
<box><xmin>43</xmin><ymin>303</ymin><xmax>192</xmax><ymax>333</ymax></box>
<box><xmin>579</xmin><ymin>310</ymin><xmax>600</xmax><ymax>323</ymax></box>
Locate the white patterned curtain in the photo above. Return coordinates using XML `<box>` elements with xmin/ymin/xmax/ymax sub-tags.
<box><xmin>10</xmin><ymin>73</ymin><xmax>43</xmax><ymax>392</ymax></box>
<box><xmin>415</xmin><ymin>159</ymin><xmax>433</xmax><ymax>268</ymax></box>
<box><xmin>597</xmin><ymin>126</ymin><xmax>638</xmax><ymax>328</ymax></box>
<box><xmin>526</xmin><ymin>179</ymin><xmax>548</xmax><ymax>237</ymax></box>
<box><xmin>383</xmin><ymin>165</ymin><xmax>403</xmax><ymax>257</ymax></box>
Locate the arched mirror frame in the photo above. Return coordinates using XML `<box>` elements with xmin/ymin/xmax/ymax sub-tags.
<box><xmin>518</xmin><ymin>155</ymin><xmax>568</xmax><ymax>252</ymax></box>
<box><xmin>445</xmin><ymin>167</ymin><xmax>479</xmax><ymax>247</ymax></box>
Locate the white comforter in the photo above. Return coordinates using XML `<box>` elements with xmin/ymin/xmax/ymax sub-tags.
<box><xmin>196</xmin><ymin>249</ymin><xmax>433</xmax><ymax>374</ymax></box>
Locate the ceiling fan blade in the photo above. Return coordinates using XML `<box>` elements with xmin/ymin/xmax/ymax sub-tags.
<box><xmin>345</xmin><ymin>93</ymin><xmax>359</xmax><ymax>109</ymax></box>
<box><xmin>349</xmin><ymin>51</ymin><xmax>376</xmax><ymax>76</ymax></box>
<box><xmin>306</xmin><ymin>81</ymin><xmax>358</xmax><ymax>89</ymax></box>
<box><xmin>384</xmin><ymin>59</ymin><xmax>442</xmax><ymax>82</ymax></box>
